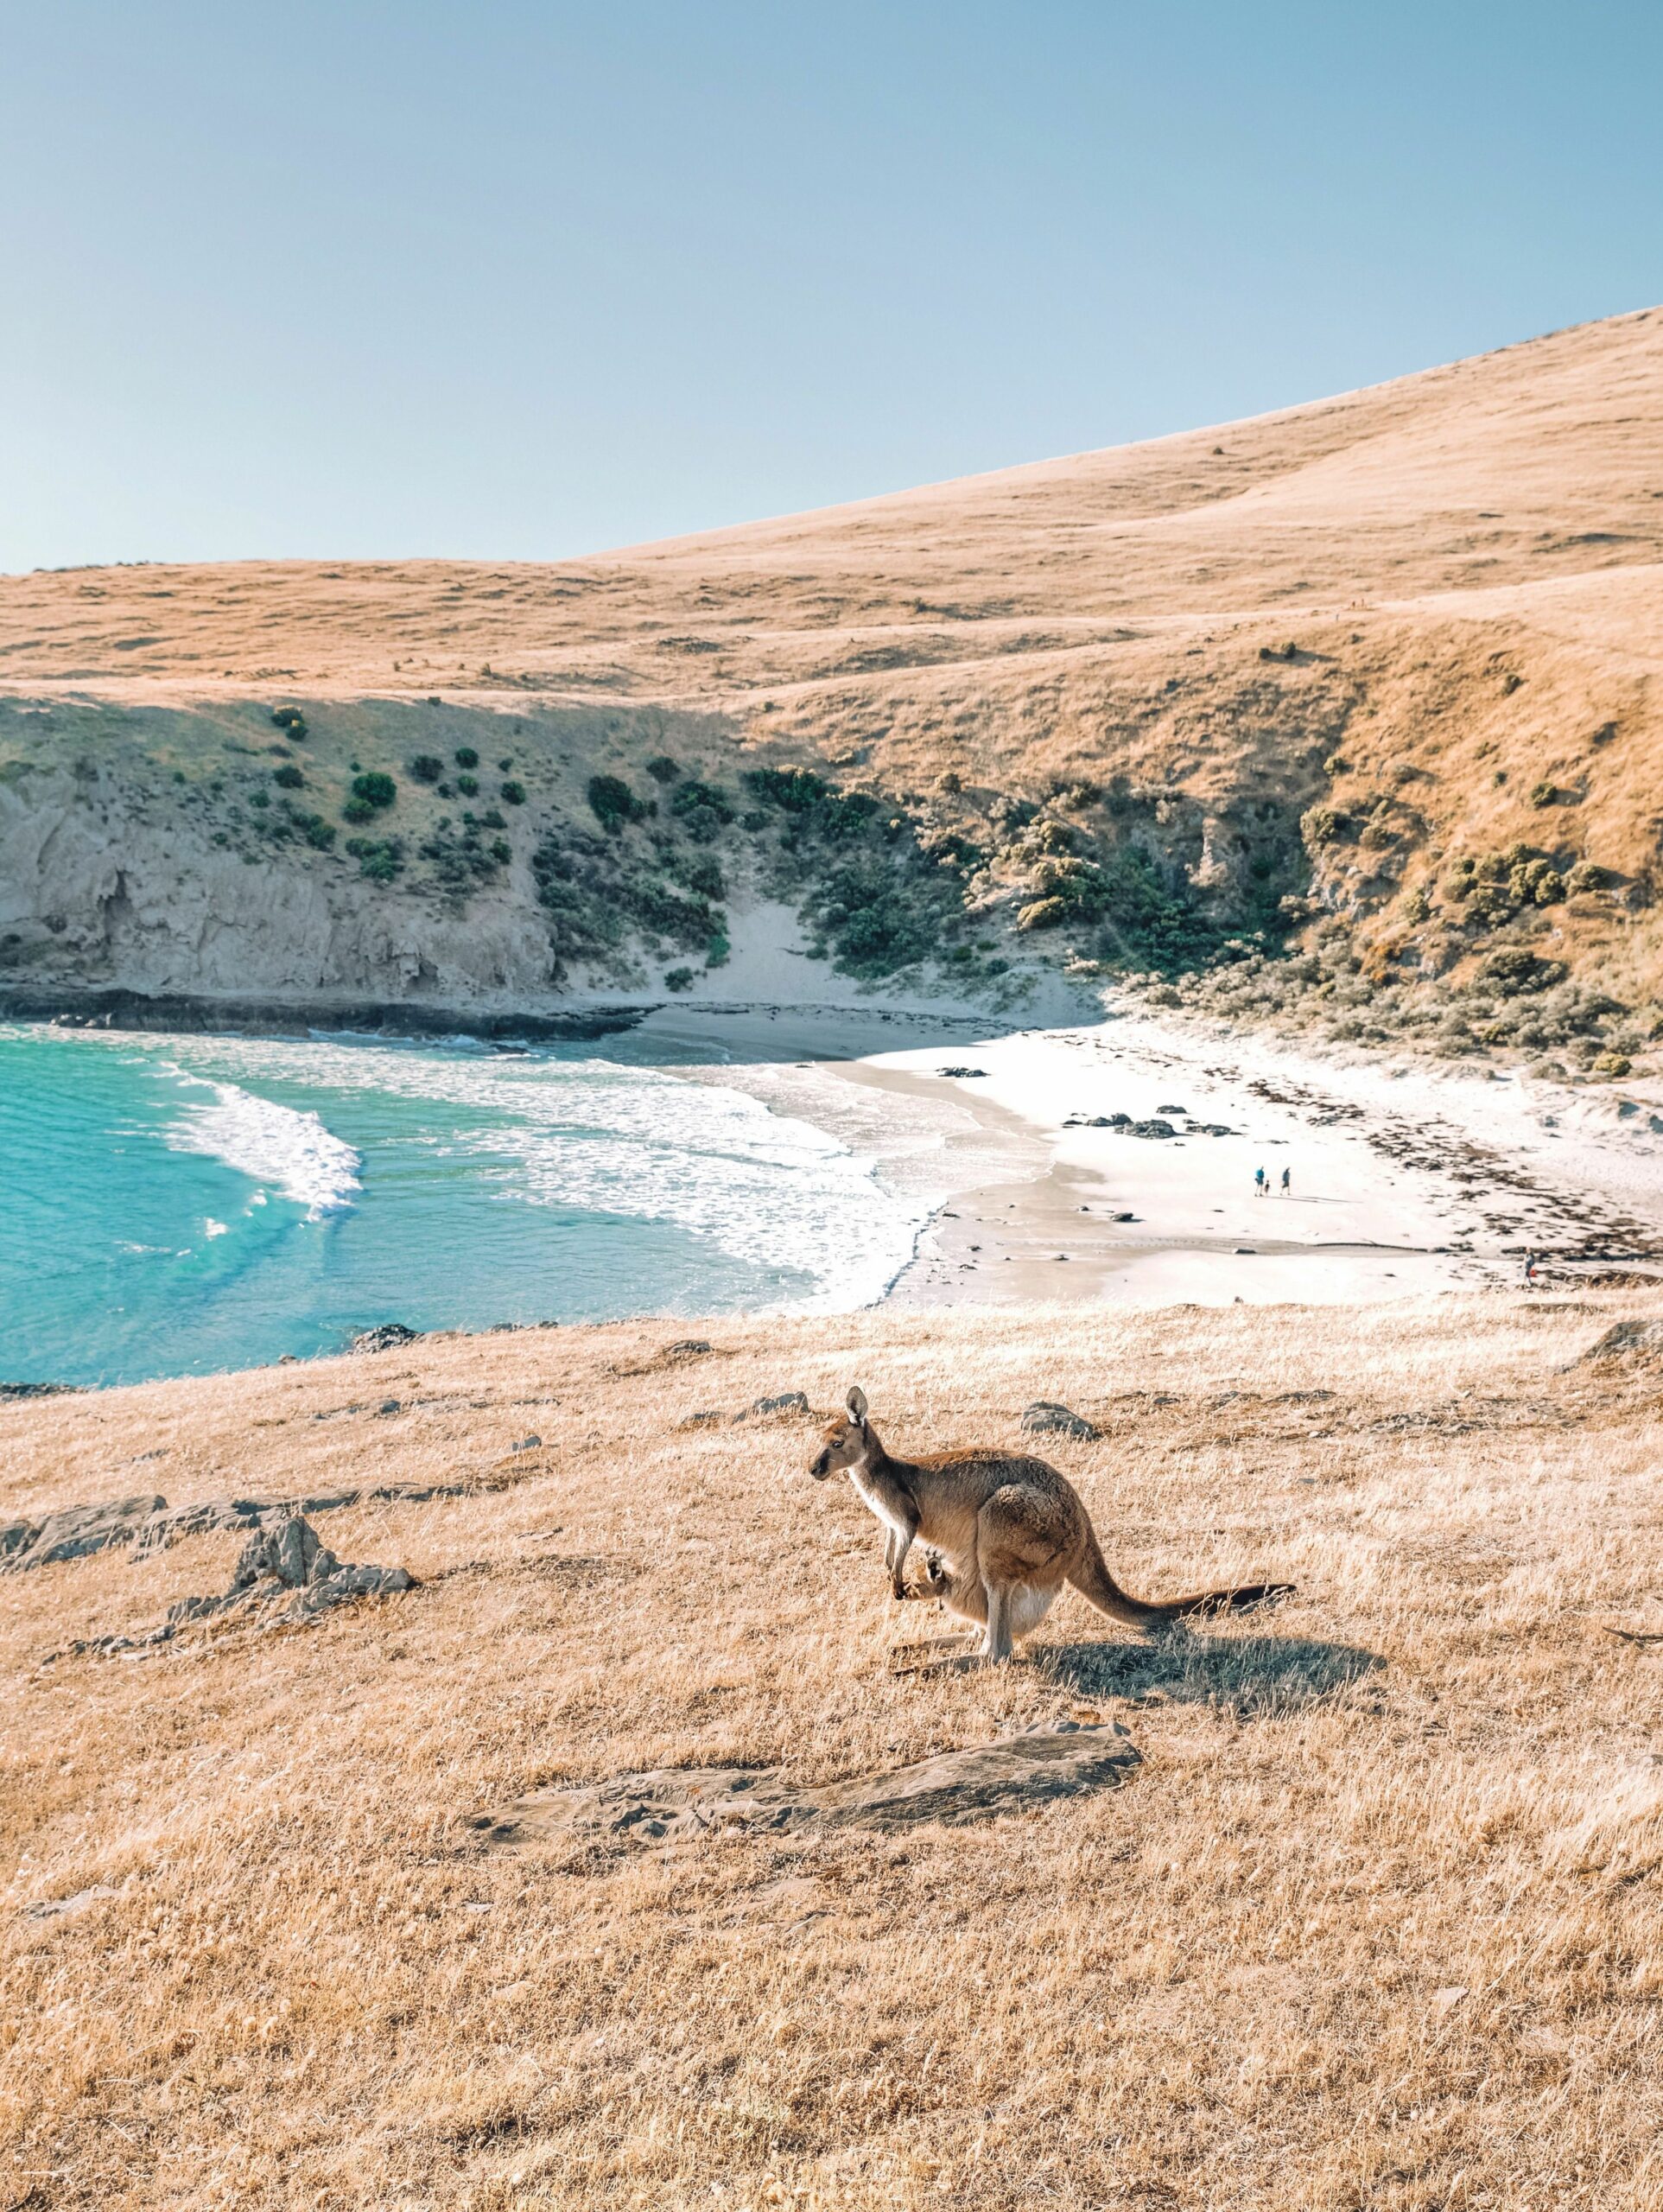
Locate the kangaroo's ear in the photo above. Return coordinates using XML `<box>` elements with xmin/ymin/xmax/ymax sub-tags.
<box><xmin>846</xmin><ymin>1385</ymin><xmax>868</xmax><ymax>1424</ymax></box>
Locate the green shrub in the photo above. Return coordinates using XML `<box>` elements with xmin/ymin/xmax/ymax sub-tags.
<box><xmin>587</xmin><ymin>773</ymin><xmax>639</xmax><ymax>830</ymax></box>
<box><xmin>345</xmin><ymin>836</ymin><xmax>404</xmax><ymax>882</ymax></box>
<box><xmin>270</xmin><ymin>707</ymin><xmax>308</xmax><ymax>738</ymax></box>
<box><xmin>454</xmin><ymin>747</ymin><xmax>479</xmax><ymax>769</ymax></box>
<box><xmin>668</xmin><ymin>778</ymin><xmax>734</xmax><ymax>839</ymax></box>
<box><xmin>1479</xmin><ymin>947</ymin><xmax>1565</xmax><ymax>995</ymax></box>
<box><xmin>676</xmin><ymin>853</ymin><xmax>726</xmax><ymax>900</ymax></box>
<box><xmin>342</xmin><ymin>798</ymin><xmax>374</xmax><ymax>824</ymax></box>
<box><xmin>479</xmin><ymin>807</ymin><xmax>506</xmax><ymax>830</ymax></box>
<box><xmin>409</xmin><ymin>755</ymin><xmax>443</xmax><ymax>784</ymax></box>
<box><xmin>1301</xmin><ymin>805</ymin><xmax>1350</xmax><ymax>849</ymax></box>
<box><xmin>645</xmin><ymin>755</ymin><xmax>681</xmax><ymax>785</ymax></box>
<box><xmin>352</xmin><ymin>772</ymin><xmax>397</xmax><ymax>810</ymax></box>
<box><xmin>490</xmin><ymin>838</ymin><xmax>511</xmax><ymax>864</ymax></box>
<box><xmin>663</xmin><ymin>966</ymin><xmax>695</xmax><ymax>993</ymax></box>
<box><xmin>417</xmin><ymin>821</ymin><xmax>505</xmax><ymax>891</ymax></box>
<box><xmin>456</xmin><ymin>773</ymin><xmax>479</xmax><ymax>797</ymax></box>
<box><xmin>249</xmin><ymin>788</ymin><xmax>270</xmax><ymax>810</ymax></box>
<box><xmin>501</xmin><ymin>779</ymin><xmax>527</xmax><ymax>807</ymax></box>
<box><xmin>1018</xmin><ymin>896</ymin><xmax>1069</xmax><ymax>932</ymax></box>
<box><xmin>1566</xmin><ymin>861</ymin><xmax>1613</xmax><ymax>895</ymax></box>
<box><xmin>272</xmin><ymin>763</ymin><xmax>305</xmax><ymax>790</ymax></box>
<box><xmin>301</xmin><ymin>815</ymin><xmax>336</xmax><ymax>850</ymax></box>
<box><xmin>1592</xmin><ymin>1052</ymin><xmax>1633</xmax><ymax>1078</ymax></box>
<box><xmin>1528</xmin><ymin>780</ymin><xmax>1557</xmax><ymax>808</ymax></box>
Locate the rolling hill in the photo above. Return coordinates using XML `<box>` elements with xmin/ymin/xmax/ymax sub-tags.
<box><xmin>3</xmin><ymin>305</ymin><xmax>1660</xmax><ymax>1061</ymax></box>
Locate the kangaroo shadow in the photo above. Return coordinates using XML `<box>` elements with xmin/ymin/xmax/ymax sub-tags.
<box><xmin>1033</xmin><ymin>1630</ymin><xmax>1384</xmax><ymax>1716</ymax></box>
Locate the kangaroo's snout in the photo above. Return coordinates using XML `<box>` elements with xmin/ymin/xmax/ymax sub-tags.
<box><xmin>809</xmin><ymin>1445</ymin><xmax>833</xmax><ymax>1480</ymax></box>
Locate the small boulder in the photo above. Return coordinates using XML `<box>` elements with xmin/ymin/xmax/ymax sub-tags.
<box><xmin>1021</xmin><ymin>1402</ymin><xmax>1101</xmax><ymax>1441</ymax></box>
<box><xmin>1129</xmin><ymin>1119</ymin><xmax>1177</xmax><ymax>1140</ymax></box>
<box><xmin>661</xmin><ymin>1338</ymin><xmax>713</xmax><ymax>1363</ymax></box>
<box><xmin>510</xmin><ymin>1434</ymin><xmax>543</xmax><ymax>1452</ymax></box>
<box><xmin>737</xmin><ymin>1391</ymin><xmax>810</xmax><ymax>1421</ymax></box>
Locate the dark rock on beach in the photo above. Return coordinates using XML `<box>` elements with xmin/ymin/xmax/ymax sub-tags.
<box><xmin>351</xmin><ymin>1322</ymin><xmax>422</xmax><ymax>1353</ymax></box>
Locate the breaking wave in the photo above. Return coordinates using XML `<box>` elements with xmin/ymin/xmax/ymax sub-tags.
<box><xmin>166</xmin><ymin>1078</ymin><xmax>362</xmax><ymax>1219</ymax></box>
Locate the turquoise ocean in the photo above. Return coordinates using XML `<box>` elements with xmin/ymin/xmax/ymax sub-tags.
<box><xmin>0</xmin><ymin>1023</ymin><xmax>924</xmax><ymax>1389</ymax></box>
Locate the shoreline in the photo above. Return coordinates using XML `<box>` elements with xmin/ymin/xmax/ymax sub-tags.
<box><xmin>11</xmin><ymin>995</ymin><xmax>1663</xmax><ymax>1376</ymax></box>
<box><xmin>687</xmin><ymin>1007</ymin><xmax>1663</xmax><ymax>1309</ymax></box>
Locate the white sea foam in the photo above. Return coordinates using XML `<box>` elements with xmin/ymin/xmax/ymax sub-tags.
<box><xmin>165</xmin><ymin>1078</ymin><xmax>362</xmax><ymax>1219</ymax></box>
<box><xmin>148</xmin><ymin>1034</ymin><xmax>923</xmax><ymax>1307</ymax></box>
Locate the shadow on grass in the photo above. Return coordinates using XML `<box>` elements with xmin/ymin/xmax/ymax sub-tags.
<box><xmin>1034</xmin><ymin>1630</ymin><xmax>1384</xmax><ymax>1715</ymax></box>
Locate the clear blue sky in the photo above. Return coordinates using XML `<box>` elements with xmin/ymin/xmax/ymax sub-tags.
<box><xmin>4</xmin><ymin>2</ymin><xmax>1660</xmax><ymax>573</ymax></box>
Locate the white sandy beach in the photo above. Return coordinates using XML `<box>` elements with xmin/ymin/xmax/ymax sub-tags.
<box><xmin>661</xmin><ymin>999</ymin><xmax>1663</xmax><ymax>1309</ymax></box>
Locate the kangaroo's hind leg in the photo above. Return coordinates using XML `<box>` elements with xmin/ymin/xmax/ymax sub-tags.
<box><xmin>982</xmin><ymin>1581</ymin><xmax>1015</xmax><ymax>1663</ymax></box>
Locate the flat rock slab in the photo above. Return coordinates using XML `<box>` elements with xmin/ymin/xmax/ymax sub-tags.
<box><xmin>1571</xmin><ymin>1319</ymin><xmax>1663</xmax><ymax>1371</ymax></box>
<box><xmin>1</xmin><ymin>1494</ymin><xmax>166</xmax><ymax>1574</ymax></box>
<box><xmin>471</xmin><ymin>1721</ymin><xmax>1139</xmax><ymax>1850</ymax></box>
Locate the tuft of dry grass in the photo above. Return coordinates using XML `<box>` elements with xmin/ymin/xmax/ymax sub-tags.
<box><xmin>4</xmin><ymin>1294</ymin><xmax>1663</xmax><ymax>2208</ymax></box>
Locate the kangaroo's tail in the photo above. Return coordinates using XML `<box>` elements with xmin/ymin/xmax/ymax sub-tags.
<box><xmin>1068</xmin><ymin>1526</ymin><xmax>1293</xmax><ymax>1630</ymax></box>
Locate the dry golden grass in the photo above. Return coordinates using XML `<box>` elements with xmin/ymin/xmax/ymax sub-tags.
<box><xmin>5</xmin><ymin>1294</ymin><xmax>1663</xmax><ymax>2208</ymax></box>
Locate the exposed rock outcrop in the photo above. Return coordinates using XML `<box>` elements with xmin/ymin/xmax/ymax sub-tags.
<box><xmin>469</xmin><ymin>1719</ymin><xmax>1139</xmax><ymax>1850</ymax></box>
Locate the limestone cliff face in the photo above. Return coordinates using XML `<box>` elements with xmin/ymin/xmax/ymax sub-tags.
<box><xmin>0</xmin><ymin>761</ymin><xmax>560</xmax><ymax>1013</ymax></box>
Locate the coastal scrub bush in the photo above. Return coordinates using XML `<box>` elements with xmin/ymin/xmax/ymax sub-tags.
<box><xmin>1479</xmin><ymin>947</ymin><xmax>1566</xmax><ymax>996</ymax></box>
<box><xmin>342</xmin><ymin>798</ymin><xmax>374</xmax><ymax>823</ymax></box>
<box><xmin>1301</xmin><ymin>805</ymin><xmax>1351</xmax><ymax>849</ymax></box>
<box><xmin>587</xmin><ymin>774</ymin><xmax>640</xmax><ymax>831</ymax></box>
<box><xmin>673</xmin><ymin>852</ymin><xmax>726</xmax><ymax>900</ymax></box>
<box><xmin>272</xmin><ymin>763</ymin><xmax>305</xmax><ymax>790</ymax></box>
<box><xmin>417</xmin><ymin>822</ymin><xmax>503</xmax><ymax>892</ymax></box>
<box><xmin>646</xmin><ymin>755</ymin><xmax>681</xmax><ymax>784</ymax></box>
<box><xmin>352</xmin><ymin>772</ymin><xmax>397</xmax><ymax>810</ymax></box>
<box><xmin>1566</xmin><ymin>861</ymin><xmax>1615</xmax><ymax>895</ymax></box>
<box><xmin>500</xmin><ymin>779</ymin><xmax>527</xmax><ymax>806</ymax></box>
<box><xmin>669</xmin><ymin>778</ymin><xmax>735</xmax><ymax>840</ymax></box>
<box><xmin>456</xmin><ymin>773</ymin><xmax>479</xmax><ymax>797</ymax></box>
<box><xmin>270</xmin><ymin>707</ymin><xmax>308</xmax><ymax>738</ymax></box>
<box><xmin>663</xmin><ymin>966</ymin><xmax>695</xmax><ymax>993</ymax></box>
<box><xmin>743</xmin><ymin>766</ymin><xmax>882</xmax><ymax>845</ymax></box>
<box><xmin>409</xmin><ymin>755</ymin><xmax>444</xmax><ymax>784</ymax></box>
<box><xmin>479</xmin><ymin>807</ymin><xmax>506</xmax><ymax>830</ymax></box>
<box><xmin>345</xmin><ymin>836</ymin><xmax>404</xmax><ymax>882</ymax></box>
<box><xmin>1529</xmin><ymin>780</ymin><xmax>1558</xmax><ymax>809</ymax></box>
<box><xmin>454</xmin><ymin>746</ymin><xmax>479</xmax><ymax>769</ymax></box>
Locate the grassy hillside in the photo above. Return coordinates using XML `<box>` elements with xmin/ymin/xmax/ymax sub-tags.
<box><xmin>3</xmin><ymin>308</ymin><xmax>1661</xmax><ymax>1052</ymax></box>
<box><xmin>5</xmin><ymin>1296</ymin><xmax>1663</xmax><ymax>2207</ymax></box>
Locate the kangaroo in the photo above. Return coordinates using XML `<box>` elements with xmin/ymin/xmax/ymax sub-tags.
<box><xmin>809</xmin><ymin>1386</ymin><xmax>1292</xmax><ymax>1662</ymax></box>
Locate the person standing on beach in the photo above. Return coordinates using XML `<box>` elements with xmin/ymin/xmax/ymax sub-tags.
<box><xmin>1280</xmin><ymin>1167</ymin><xmax>1292</xmax><ymax>1195</ymax></box>
<box><xmin>1255</xmin><ymin>1167</ymin><xmax>1266</xmax><ymax>1197</ymax></box>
